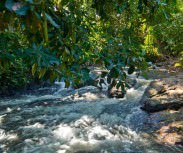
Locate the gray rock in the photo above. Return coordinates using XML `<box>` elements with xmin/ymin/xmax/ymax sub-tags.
<box><xmin>107</xmin><ymin>80</ymin><xmax>126</xmax><ymax>98</ymax></box>
<box><xmin>140</xmin><ymin>80</ymin><xmax>183</xmax><ymax>113</ymax></box>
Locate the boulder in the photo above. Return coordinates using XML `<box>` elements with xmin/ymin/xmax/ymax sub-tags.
<box><xmin>108</xmin><ymin>87</ymin><xmax>126</xmax><ymax>98</ymax></box>
<box><xmin>107</xmin><ymin>79</ymin><xmax>126</xmax><ymax>98</ymax></box>
<box><xmin>140</xmin><ymin>80</ymin><xmax>183</xmax><ymax>113</ymax></box>
<box><xmin>155</xmin><ymin>121</ymin><xmax>183</xmax><ymax>145</ymax></box>
<box><xmin>62</xmin><ymin>86</ymin><xmax>106</xmax><ymax>101</ymax></box>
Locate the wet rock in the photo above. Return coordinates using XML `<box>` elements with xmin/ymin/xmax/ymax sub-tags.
<box><xmin>141</xmin><ymin>100</ymin><xmax>183</xmax><ymax>113</ymax></box>
<box><xmin>126</xmin><ymin>77</ymin><xmax>137</xmax><ymax>88</ymax></box>
<box><xmin>63</xmin><ymin>86</ymin><xmax>106</xmax><ymax>101</ymax></box>
<box><xmin>140</xmin><ymin>81</ymin><xmax>167</xmax><ymax>99</ymax></box>
<box><xmin>107</xmin><ymin>77</ymin><xmax>137</xmax><ymax>98</ymax></box>
<box><xmin>108</xmin><ymin>80</ymin><xmax>126</xmax><ymax>98</ymax></box>
<box><xmin>155</xmin><ymin>121</ymin><xmax>183</xmax><ymax>145</ymax></box>
<box><xmin>72</xmin><ymin>86</ymin><xmax>102</xmax><ymax>96</ymax></box>
<box><xmin>140</xmin><ymin>80</ymin><xmax>183</xmax><ymax>113</ymax></box>
<box><xmin>140</xmin><ymin>62</ymin><xmax>183</xmax><ymax>147</ymax></box>
<box><xmin>76</xmin><ymin>68</ymin><xmax>109</xmax><ymax>88</ymax></box>
<box><xmin>108</xmin><ymin>88</ymin><xmax>125</xmax><ymax>98</ymax></box>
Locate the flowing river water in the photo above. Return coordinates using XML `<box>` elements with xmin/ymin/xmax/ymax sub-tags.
<box><xmin>0</xmin><ymin>77</ymin><xmax>182</xmax><ymax>153</ymax></box>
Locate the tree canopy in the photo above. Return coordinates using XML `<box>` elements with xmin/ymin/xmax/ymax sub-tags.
<box><xmin>0</xmin><ymin>0</ymin><xmax>182</xmax><ymax>94</ymax></box>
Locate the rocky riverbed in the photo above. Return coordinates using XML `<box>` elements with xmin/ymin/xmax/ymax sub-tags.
<box><xmin>0</xmin><ymin>62</ymin><xmax>182</xmax><ymax>153</ymax></box>
<box><xmin>140</xmin><ymin>60</ymin><xmax>183</xmax><ymax>147</ymax></box>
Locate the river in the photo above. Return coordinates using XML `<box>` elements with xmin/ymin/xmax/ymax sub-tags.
<box><xmin>0</xmin><ymin>77</ymin><xmax>182</xmax><ymax>153</ymax></box>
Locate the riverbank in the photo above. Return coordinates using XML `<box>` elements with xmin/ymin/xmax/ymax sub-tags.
<box><xmin>140</xmin><ymin>59</ymin><xmax>183</xmax><ymax>146</ymax></box>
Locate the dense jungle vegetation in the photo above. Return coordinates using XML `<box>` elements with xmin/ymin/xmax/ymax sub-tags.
<box><xmin>0</xmin><ymin>0</ymin><xmax>182</xmax><ymax>95</ymax></box>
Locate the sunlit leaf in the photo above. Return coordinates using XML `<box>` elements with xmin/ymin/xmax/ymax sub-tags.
<box><xmin>65</xmin><ymin>47</ymin><xmax>70</xmax><ymax>55</ymax></box>
<box><xmin>39</xmin><ymin>68</ymin><xmax>47</xmax><ymax>78</ymax></box>
<box><xmin>174</xmin><ymin>62</ymin><xmax>182</xmax><ymax>67</ymax></box>
<box><xmin>32</xmin><ymin>63</ymin><xmax>37</xmax><ymax>76</ymax></box>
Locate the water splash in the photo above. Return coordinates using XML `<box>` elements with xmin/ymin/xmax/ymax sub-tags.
<box><xmin>0</xmin><ymin>78</ymin><xmax>182</xmax><ymax>153</ymax></box>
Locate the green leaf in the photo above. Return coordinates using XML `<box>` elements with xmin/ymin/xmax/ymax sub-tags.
<box><xmin>174</xmin><ymin>62</ymin><xmax>182</xmax><ymax>67</ymax></box>
<box><xmin>123</xmin><ymin>72</ymin><xmax>127</xmax><ymax>79</ymax></box>
<box><xmin>5</xmin><ymin>0</ymin><xmax>14</xmax><ymax>11</ymax></box>
<box><xmin>26</xmin><ymin>0</ymin><xmax>34</xmax><ymax>4</ymax></box>
<box><xmin>15</xmin><ymin>6</ymin><xmax>29</xmax><ymax>16</ymax></box>
<box><xmin>108</xmin><ymin>38</ymin><xmax>113</xmax><ymax>44</ymax></box>
<box><xmin>5</xmin><ymin>0</ymin><xmax>29</xmax><ymax>15</ymax></box>
<box><xmin>101</xmin><ymin>71</ymin><xmax>108</xmax><ymax>78</ymax></box>
<box><xmin>65</xmin><ymin>80</ymin><xmax>70</xmax><ymax>88</ymax></box>
<box><xmin>162</xmin><ymin>9</ymin><xmax>168</xmax><ymax>20</ymax></box>
<box><xmin>81</xmin><ymin>68</ymin><xmax>90</xmax><ymax>81</ymax></box>
<box><xmin>39</xmin><ymin>68</ymin><xmax>47</xmax><ymax>78</ymax></box>
<box><xmin>128</xmin><ymin>66</ymin><xmax>135</xmax><ymax>74</ymax></box>
<box><xmin>65</xmin><ymin>47</ymin><xmax>70</xmax><ymax>55</ymax></box>
<box><xmin>45</xmin><ymin>13</ymin><xmax>60</xmax><ymax>28</ymax></box>
<box><xmin>110</xmin><ymin>67</ymin><xmax>119</xmax><ymax>78</ymax></box>
<box><xmin>107</xmin><ymin>76</ymin><xmax>111</xmax><ymax>84</ymax></box>
<box><xmin>34</xmin><ymin>12</ymin><xmax>41</xmax><ymax>20</ymax></box>
<box><xmin>32</xmin><ymin>63</ymin><xmax>37</xmax><ymax>76</ymax></box>
<box><xmin>118</xmin><ymin>6</ymin><xmax>123</xmax><ymax>14</ymax></box>
<box><xmin>116</xmin><ymin>82</ymin><xmax>120</xmax><ymax>89</ymax></box>
<box><xmin>50</xmin><ymin>73</ymin><xmax>57</xmax><ymax>83</ymax></box>
<box><xmin>120</xmin><ymin>83</ymin><xmax>125</xmax><ymax>92</ymax></box>
<box><xmin>137</xmin><ymin>0</ymin><xmax>143</xmax><ymax>13</ymax></box>
<box><xmin>126</xmin><ymin>83</ymin><xmax>131</xmax><ymax>89</ymax></box>
<box><xmin>143</xmin><ymin>0</ymin><xmax>147</xmax><ymax>6</ymax></box>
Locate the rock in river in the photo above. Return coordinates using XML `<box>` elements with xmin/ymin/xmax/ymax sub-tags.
<box><xmin>140</xmin><ymin>78</ymin><xmax>183</xmax><ymax>113</ymax></box>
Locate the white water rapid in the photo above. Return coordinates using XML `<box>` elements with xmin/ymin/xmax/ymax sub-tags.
<box><xmin>0</xmin><ymin>77</ymin><xmax>182</xmax><ymax>153</ymax></box>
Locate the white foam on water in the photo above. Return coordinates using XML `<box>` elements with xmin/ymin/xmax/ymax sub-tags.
<box><xmin>0</xmin><ymin>129</ymin><xmax>18</xmax><ymax>141</ymax></box>
<box><xmin>0</xmin><ymin>77</ymin><xmax>180</xmax><ymax>152</ymax></box>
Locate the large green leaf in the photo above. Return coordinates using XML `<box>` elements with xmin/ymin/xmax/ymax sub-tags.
<box><xmin>45</xmin><ymin>13</ymin><xmax>60</xmax><ymax>28</ymax></box>
<box><xmin>5</xmin><ymin>0</ymin><xmax>29</xmax><ymax>15</ymax></box>
<box><xmin>5</xmin><ymin>0</ymin><xmax>14</xmax><ymax>11</ymax></box>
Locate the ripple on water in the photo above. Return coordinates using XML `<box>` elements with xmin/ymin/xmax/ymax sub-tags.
<box><xmin>0</xmin><ymin>79</ymin><xmax>182</xmax><ymax>153</ymax></box>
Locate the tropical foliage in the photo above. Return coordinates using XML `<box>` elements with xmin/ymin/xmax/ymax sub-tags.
<box><xmin>0</xmin><ymin>0</ymin><xmax>182</xmax><ymax>94</ymax></box>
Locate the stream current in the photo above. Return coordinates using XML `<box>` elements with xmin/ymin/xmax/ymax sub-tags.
<box><xmin>0</xmin><ymin>77</ymin><xmax>182</xmax><ymax>153</ymax></box>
